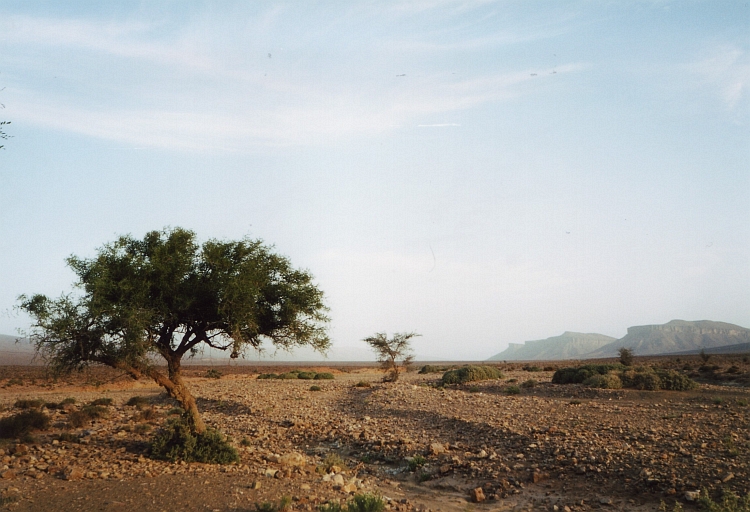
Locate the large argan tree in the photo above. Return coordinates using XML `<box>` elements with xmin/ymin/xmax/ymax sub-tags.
<box><xmin>20</xmin><ymin>228</ymin><xmax>329</xmax><ymax>433</ymax></box>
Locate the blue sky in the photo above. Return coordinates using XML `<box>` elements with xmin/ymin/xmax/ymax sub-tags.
<box><xmin>0</xmin><ymin>1</ymin><xmax>748</xmax><ymax>361</ymax></box>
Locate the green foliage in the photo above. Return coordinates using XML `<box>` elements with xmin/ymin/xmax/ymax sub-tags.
<box><xmin>0</xmin><ymin>411</ymin><xmax>50</xmax><ymax>438</ymax></box>
<box><xmin>407</xmin><ymin>454</ymin><xmax>426</xmax><ymax>471</ymax></box>
<box><xmin>256</xmin><ymin>496</ymin><xmax>292</xmax><ymax>512</ymax></box>
<box><xmin>700</xmin><ymin>349</ymin><xmax>712</xmax><ymax>363</ymax></box>
<box><xmin>57</xmin><ymin>432</ymin><xmax>78</xmax><ymax>443</ymax></box>
<box><xmin>318</xmin><ymin>502</ymin><xmax>344</xmax><ymax>512</ymax></box>
<box><xmin>89</xmin><ymin>397</ymin><xmax>113</xmax><ymax>406</ymax></box>
<box><xmin>205</xmin><ymin>369</ymin><xmax>223</xmax><ymax>379</ymax></box>
<box><xmin>618</xmin><ymin>347</ymin><xmax>634</xmax><ymax>366</ymax></box>
<box><xmin>658</xmin><ymin>500</ymin><xmax>684</xmax><ymax>511</ymax></box>
<box><xmin>314</xmin><ymin>372</ymin><xmax>334</xmax><ymax>380</ymax></box>
<box><xmin>149</xmin><ymin>416</ymin><xmax>239</xmax><ymax>464</ymax></box>
<box><xmin>621</xmin><ymin>369</ymin><xmax>663</xmax><ymax>390</ymax></box>
<box><xmin>14</xmin><ymin>399</ymin><xmax>45</xmax><ymax>409</ymax></box>
<box><xmin>418</xmin><ymin>365</ymin><xmax>451</xmax><ymax>374</ymax></box>
<box><xmin>257</xmin><ymin>373</ymin><xmax>278</xmax><ymax>379</ymax></box>
<box><xmin>297</xmin><ymin>371</ymin><xmax>316</xmax><ymax>380</ymax></box>
<box><xmin>19</xmin><ymin>228</ymin><xmax>330</xmax><ymax>432</ymax></box>
<box><xmin>309</xmin><ymin>385</ymin><xmax>322</xmax><ymax>391</ymax></box>
<box><xmin>506</xmin><ymin>385</ymin><xmax>521</xmax><ymax>395</ymax></box>
<box><xmin>362</xmin><ymin>332</ymin><xmax>420</xmax><ymax>382</ymax></box>
<box><xmin>61</xmin><ymin>397</ymin><xmax>76</xmax><ymax>405</ymax></box>
<box><xmin>655</xmin><ymin>369</ymin><xmax>699</xmax><ymax>391</ymax></box>
<box><xmin>441</xmin><ymin>365</ymin><xmax>503</xmax><ymax>385</ymax></box>
<box><xmin>347</xmin><ymin>493</ymin><xmax>386</xmax><ymax>512</ymax></box>
<box><xmin>698</xmin><ymin>488</ymin><xmax>750</xmax><ymax>511</ymax></box>
<box><xmin>0</xmin><ymin>120</ymin><xmax>11</xmax><ymax>150</ymax></box>
<box><xmin>552</xmin><ymin>364</ymin><xmax>625</xmax><ymax>384</ymax></box>
<box><xmin>522</xmin><ymin>365</ymin><xmax>542</xmax><ymax>372</ymax></box>
<box><xmin>278</xmin><ymin>372</ymin><xmax>299</xmax><ymax>379</ymax></box>
<box><xmin>521</xmin><ymin>379</ymin><xmax>538</xmax><ymax>388</ymax></box>
<box><xmin>168</xmin><ymin>407</ymin><xmax>185</xmax><ymax>415</ymax></box>
<box><xmin>583</xmin><ymin>373</ymin><xmax>622</xmax><ymax>389</ymax></box>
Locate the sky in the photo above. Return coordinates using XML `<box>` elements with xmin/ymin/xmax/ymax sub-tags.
<box><xmin>0</xmin><ymin>1</ymin><xmax>748</xmax><ymax>362</ymax></box>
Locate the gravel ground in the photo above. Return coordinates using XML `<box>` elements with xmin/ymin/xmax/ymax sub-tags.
<box><xmin>0</xmin><ymin>359</ymin><xmax>747</xmax><ymax>512</ymax></box>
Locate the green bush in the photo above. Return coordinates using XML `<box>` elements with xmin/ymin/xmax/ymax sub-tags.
<box><xmin>257</xmin><ymin>496</ymin><xmax>292</xmax><ymax>512</ymax></box>
<box><xmin>621</xmin><ymin>369</ymin><xmax>662</xmax><ymax>390</ymax></box>
<box><xmin>297</xmin><ymin>371</ymin><xmax>316</xmax><ymax>380</ymax></box>
<box><xmin>61</xmin><ymin>397</ymin><xmax>76</xmax><ymax>405</ymax></box>
<box><xmin>149</xmin><ymin>417</ymin><xmax>239</xmax><ymax>464</ymax></box>
<box><xmin>552</xmin><ymin>364</ymin><xmax>625</xmax><ymax>384</ymax></box>
<box><xmin>697</xmin><ymin>488</ymin><xmax>750</xmax><ymax>512</ymax></box>
<box><xmin>441</xmin><ymin>365</ymin><xmax>503</xmax><ymax>385</ymax></box>
<box><xmin>347</xmin><ymin>494</ymin><xmax>386</xmax><ymax>512</ymax></box>
<box><xmin>583</xmin><ymin>373</ymin><xmax>623</xmax><ymax>389</ymax></box>
<box><xmin>618</xmin><ymin>347</ymin><xmax>634</xmax><ymax>366</ymax></box>
<box><xmin>205</xmin><ymin>369</ymin><xmax>223</xmax><ymax>379</ymax></box>
<box><xmin>0</xmin><ymin>410</ymin><xmax>50</xmax><ymax>438</ymax></box>
<box><xmin>655</xmin><ymin>369</ymin><xmax>698</xmax><ymax>391</ymax></box>
<box><xmin>522</xmin><ymin>365</ymin><xmax>542</xmax><ymax>372</ymax></box>
<box><xmin>506</xmin><ymin>385</ymin><xmax>521</xmax><ymax>395</ymax></box>
<box><xmin>278</xmin><ymin>372</ymin><xmax>299</xmax><ymax>380</ymax></box>
<box><xmin>257</xmin><ymin>373</ymin><xmax>278</xmax><ymax>379</ymax></box>
<box><xmin>309</xmin><ymin>385</ymin><xmax>322</xmax><ymax>392</ymax></box>
<box><xmin>407</xmin><ymin>454</ymin><xmax>426</xmax><ymax>471</ymax></box>
<box><xmin>418</xmin><ymin>365</ymin><xmax>450</xmax><ymax>374</ymax></box>
<box><xmin>314</xmin><ymin>372</ymin><xmax>335</xmax><ymax>380</ymax></box>
<box><xmin>521</xmin><ymin>379</ymin><xmax>538</xmax><ymax>388</ymax></box>
<box><xmin>90</xmin><ymin>397</ymin><xmax>113</xmax><ymax>406</ymax></box>
<box><xmin>14</xmin><ymin>399</ymin><xmax>45</xmax><ymax>409</ymax></box>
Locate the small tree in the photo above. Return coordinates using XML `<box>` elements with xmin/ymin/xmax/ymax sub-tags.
<box><xmin>20</xmin><ymin>228</ymin><xmax>329</xmax><ymax>434</ymax></box>
<box><xmin>618</xmin><ymin>347</ymin><xmax>634</xmax><ymax>366</ymax></box>
<box><xmin>363</xmin><ymin>332</ymin><xmax>419</xmax><ymax>382</ymax></box>
<box><xmin>699</xmin><ymin>348</ymin><xmax>711</xmax><ymax>363</ymax></box>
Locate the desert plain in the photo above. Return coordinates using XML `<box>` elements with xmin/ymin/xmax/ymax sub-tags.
<box><xmin>0</xmin><ymin>354</ymin><xmax>746</xmax><ymax>512</ymax></box>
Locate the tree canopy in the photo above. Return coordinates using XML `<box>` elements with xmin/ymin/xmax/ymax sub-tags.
<box><xmin>20</xmin><ymin>227</ymin><xmax>329</xmax><ymax>432</ymax></box>
<box><xmin>362</xmin><ymin>332</ymin><xmax>419</xmax><ymax>382</ymax></box>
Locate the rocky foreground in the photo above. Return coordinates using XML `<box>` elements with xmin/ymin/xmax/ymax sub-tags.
<box><xmin>0</xmin><ymin>359</ymin><xmax>747</xmax><ymax>511</ymax></box>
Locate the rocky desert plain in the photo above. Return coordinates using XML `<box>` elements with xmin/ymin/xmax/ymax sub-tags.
<box><xmin>0</xmin><ymin>355</ymin><xmax>746</xmax><ymax>512</ymax></box>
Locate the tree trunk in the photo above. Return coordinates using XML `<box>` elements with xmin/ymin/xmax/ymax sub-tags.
<box><xmin>146</xmin><ymin>358</ymin><xmax>207</xmax><ymax>434</ymax></box>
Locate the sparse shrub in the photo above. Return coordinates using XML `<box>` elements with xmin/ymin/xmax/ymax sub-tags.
<box><xmin>135</xmin><ymin>423</ymin><xmax>152</xmax><ymax>434</ymax></box>
<box><xmin>61</xmin><ymin>397</ymin><xmax>76</xmax><ymax>405</ymax></box>
<box><xmin>712</xmin><ymin>397</ymin><xmax>724</xmax><ymax>405</ymax></box>
<box><xmin>149</xmin><ymin>416</ymin><xmax>239</xmax><ymax>464</ymax></box>
<box><xmin>240</xmin><ymin>437</ymin><xmax>252</xmax><ymax>447</ymax></box>
<box><xmin>697</xmin><ymin>488</ymin><xmax>750</xmax><ymax>511</ymax></box>
<box><xmin>583</xmin><ymin>373</ymin><xmax>622</xmax><ymax>389</ymax></box>
<box><xmin>506</xmin><ymin>385</ymin><xmax>521</xmax><ymax>395</ymax></box>
<box><xmin>126</xmin><ymin>396</ymin><xmax>150</xmax><ymax>408</ymax></box>
<box><xmin>297</xmin><ymin>371</ymin><xmax>316</xmax><ymax>380</ymax></box>
<box><xmin>522</xmin><ymin>365</ymin><xmax>542</xmax><ymax>372</ymax></box>
<box><xmin>278</xmin><ymin>372</ymin><xmax>299</xmax><ymax>380</ymax></box>
<box><xmin>407</xmin><ymin>454</ymin><xmax>426</xmax><ymax>471</ymax></box>
<box><xmin>354</xmin><ymin>381</ymin><xmax>371</xmax><ymax>388</ymax></box>
<box><xmin>168</xmin><ymin>407</ymin><xmax>185</xmax><ymax>416</ymax></box>
<box><xmin>419</xmin><ymin>365</ymin><xmax>451</xmax><ymax>374</ymax></box>
<box><xmin>256</xmin><ymin>496</ymin><xmax>292</xmax><ymax>512</ymax></box>
<box><xmin>655</xmin><ymin>369</ymin><xmax>698</xmax><ymax>391</ymax></box>
<box><xmin>543</xmin><ymin>366</ymin><xmax>556</xmax><ymax>372</ymax></box>
<box><xmin>507</xmin><ymin>378</ymin><xmax>517</xmax><ymax>383</ymax></box>
<box><xmin>57</xmin><ymin>432</ymin><xmax>78</xmax><ymax>443</ymax></box>
<box><xmin>700</xmin><ymin>349</ymin><xmax>711</xmax><ymax>363</ymax></box>
<box><xmin>90</xmin><ymin>397</ymin><xmax>113</xmax><ymax>406</ymax></box>
<box><xmin>726</xmin><ymin>366</ymin><xmax>741</xmax><ymax>374</ymax></box>
<box><xmin>320</xmin><ymin>453</ymin><xmax>347</xmax><ymax>473</ymax></box>
<box><xmin>314</xmin><ymin>372</ymin><xmax>335</xmax><ymax>380</ymax></box>
<box><xmin>14</xmin><ymin>399</ymin><xmax>45</xmax><ymax>409</ymax></box>
<box><xmin>318</xmin><ymin>502</ymin><xmax>344</xmax><ymax>512</ymax></box>
<box><xmin>68</xmin><ymin>405</ymin><xmax>109</xmax><ymax>428</ymax></box>
<box><xmin>468</xmin><ymin>386</ymin><xmax>480</xmax><ymax>393</ymax></box>
<box><xmin>257</xmin><ymin>373</ymin><xmax>278</xmax><ymax>380</ymax></box>
<box><xmin>347</xmin><ymin>493</ymin><xmax>386</xmax><ymax>512</ymax></box>
<box><xmin>205</xmin><ymin>369</ymin><xmax>223</xmax><ymax>379</ymax></box>
<box><xmin>737</xmin><ymin>399</ymin><xmax>748</xmax><ymax>407</ymax></box>
<box><xmin>134</xmin><ymin>407</ymin><xmax>160</xmax><ymax>422</ymax></box>
<box><xmin>521</xmin><ymin>379</ymin><xmax>538</xmax><ymax>389</ymax></box>
<box><xmin>0</xmin><ymin>410</ymin><xmax>50</xmax><ymax>438</ymax></box>
<box><xmin>552</xmin><ymin>364</ymin><xmax>624</xmax><ymax>384</ymax></box>
<box><xmin>441</xmin><ymin>365</ymin><xmax>503</xmax><ymax>385</ymax></box>
<box><xmin>310</xmin><ymin>385</ymin><xmax>322</xmax><ymax>392</ymax></box>
<box><xmin>621</xmin><ymin>369</ymin><xmax>662</xmax><ymax>390</ymax></box>
<box><xmin>4</xmin><ymin>378</ymin><xmax>23</xmax><ymax>387</ymax></box>
<box><xmin>618</xmin><ymin>347</ymin><xmax>634</xmax><ymax>367</ymax></box>
<box><xmin>569</xmin><ymin>400</ymin><xmax>581</xmax><ymax>405</ymax></box>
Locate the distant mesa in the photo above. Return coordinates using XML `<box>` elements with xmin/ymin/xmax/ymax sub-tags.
<box><xmin>488</xmin><ymin>332</ymin><xmax>615</xmax><ymax>361</ymax></box>
<box><xmin>587</xmin><ymin>320</ymin><xmax>750</xmax><ymax>358</ymax></box>
<box><xmin>489</xmin><ymin>320</ymin><xmax>750</xmax><ymax>361</ymax></box>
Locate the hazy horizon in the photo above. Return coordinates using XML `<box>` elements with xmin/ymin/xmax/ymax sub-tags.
<box><xmin>1</xmin><ymin>1</ymin><xmax>748</xmax><ymax>361</ymax></box>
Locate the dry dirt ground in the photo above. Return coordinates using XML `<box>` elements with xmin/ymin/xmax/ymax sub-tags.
<box><xmin>0</xmin><ymin>355</ymin><xmax>747</xmax><ymax>512</ymax></box>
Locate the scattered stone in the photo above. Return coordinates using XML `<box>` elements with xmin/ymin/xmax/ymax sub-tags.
<box><xmin>430</xmin><ymin>443</ymin><xmax>446</xmax><ymax>455</ymax></box>
<box><xmin>250</xmin><ymin>481</ymin><xmax>261</xmax><ymax>490</ymax></box>
<box><xmin>1</xmin><ymin>470</ymin><xmax>16</xmax><ymax>480</ymax></box>
<box><xmin>469</xmin><ymin>487</ymin><xmax>485</xmax><ymax>503</ymax></box>
<box><xmin>64</xmin><ymin>467</ymin><xmax>84</xmax><ymax>481</ymax></box>
<box><xmin>684</xmin><ymin>490</ymin><xmax>701</xmax><ymax>502</ymax></box>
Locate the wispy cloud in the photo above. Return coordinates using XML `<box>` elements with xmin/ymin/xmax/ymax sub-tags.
<box><xmin>687</xmin><ymin>45</ymin><xmax>750</xmax><ymax>110</ymax></box>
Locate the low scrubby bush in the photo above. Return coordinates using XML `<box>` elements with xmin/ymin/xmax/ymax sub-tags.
<box><xmin>126</xmin><ymin>396</ymin><xmax>150</xmax><ymax>408</ymax></box>
<box><xmin>506</xmin><ymin>385</ymin><xmax>521</xmax><ymax>395</ymax></box>
<box><xmin>418</xmin><ymin>365</ymin><xmax>451</xmax><ymax>374</ymax></box>
<box><xmin>621</xmin><ymin>369</ymin><xmax>662</xmax><ymax>390</ymax></box>
<box><xmin>14</xmin><ymin>399</ymin><xmax>45</xmax><ymax>410</ymax></box>
<box><xmin>68</xmin><ymin>405</ymin><xmax>109</xmax><ymax>428</ymax></box>
<box><xmin>309</xmin><ymin>385</ymin><xmax>322</xmax><ymax>392</ymax></box>
<box><xmin>205</xmin><ymin>369</ymin><xmax>223</xmax><ymax>379</ymax></box>
<box><xmin>521</xmin><ymin>379</ymin><xmax>538</xmax><ymax>389</ymax></box>
<box><xmin>0</xmin><ymin>410</ymin><xmax>50</xmax><ymax>438</ymax></box>
<box><xmin>297</xmin><ymin>371</ymin><xmax>316</xmax><ymax>380</ymax></box>
<box><xmin>655</xmin><ymin>369</ymin><xmax>698</xmax><ymax>391</ymax></box>
<box><xmin>441</xmin><ymin>365</ymin><xmax>503</xmax><ymax>385</ymax></box>
<box><xmin>583</xmin><ymin>373</ymin><xmax>622</xmax><ymax>389</ymax></box>
<box><xmin>314</xmin><ymin>372</ymin><xmax>334</xmax><ymax>380</ymax></box>
<box><xmin>90</xmin><ymin>397</ymin><xmax>113</xmax><ymax>406</ymax></box>
<box><xmin>149</xmin><ymin>417</ymin><xmax>239</xmax><ymax>464</ymax></box>
<box><xmin>552</xmin><ymin>364</ymin><xmax>625</xmax><ymax>384</ymax></box>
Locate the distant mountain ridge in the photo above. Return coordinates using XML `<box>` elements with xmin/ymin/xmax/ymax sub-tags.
<box><xmin>488</xmin><ymin>332</ymin><xmax>616</xmax><ymax>361</ymax></box>
<box><xmin>587</xmin><ymin>320</ymin><xmax>750</xmax><ymax>358</ymax></box>
<box><xmin>488</xmin><ymin>320</ymin><xmax>750</xmax><ymax>361</ymax></box>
